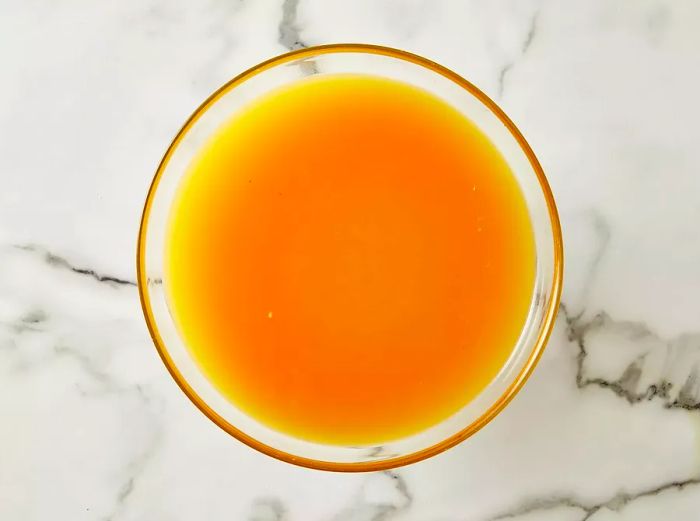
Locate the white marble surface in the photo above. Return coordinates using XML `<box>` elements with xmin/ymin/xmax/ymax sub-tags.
<box><xmin>2</xmin><ymin>0</ymin><xmax>700</xmax><ymax>519</ymax></box>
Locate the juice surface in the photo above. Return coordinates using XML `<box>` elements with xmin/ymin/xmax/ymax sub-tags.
<box><xmin>166</xmin><ymin>74</ymin><xmax>535</xmax><ymax>445</ymax></box>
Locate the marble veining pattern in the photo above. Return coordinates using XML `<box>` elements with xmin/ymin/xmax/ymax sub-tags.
<box><xmin>1</xmin><ymin>0</ymin><xmax>700</xmax><ymax>520</ymax></box>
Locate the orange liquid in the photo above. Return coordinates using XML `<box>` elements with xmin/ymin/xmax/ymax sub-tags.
<box><xmin>166</xmin><ymin>74</ymin><xmax>535</xmax><ymax>445</ymax></box>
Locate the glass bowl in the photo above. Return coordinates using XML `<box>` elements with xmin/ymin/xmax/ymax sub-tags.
<box><xmin>137</xmin><ymin>43</ymin><xmax>563</xmax><ymax>472</ymax></box>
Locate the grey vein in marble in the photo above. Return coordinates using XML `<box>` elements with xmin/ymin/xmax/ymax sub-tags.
<box><xmin>54</xmin><ymin>343</ymin><xmax>117</xmax><ymax>393</ymax></box>
<box><xmin>103</xmin><ymin>386</ymin><xmax>164</xmax><ymax>521</ymax></box>
<box><xmin>13</xmin><ymin>244</ymin><xmax>136</xmax><ymax>287</ymax></box>
<box><xmin>488</xmin><ymin>475</ymin><xmax>700</xmax><ymax>521</ymax></box>
<box><xmin>497</xmin><ymin>10</ymin><xmax>539</xmax><ymax>99</ymax></box>
<box><xmin>278</xmin><ymin>0</ymin><xmax>319</xmax><ymax>77</ymax></box>
<box><xmin>579</xmin><ymin>213</ymin><xmax>612</xmax><ymax>308</ymax></box>
<box><xmin>279</xmin><ymin>0</ymin><xmax>307</xmax><ymax>50</ymax></box>
<box><xmin>382</xmin><ymin>470</ymin><xmax>413</xmax><ymax>519</ymax></box>
<box><xmin>249</xmin><ymin>497</ymin><xmax>287</xmax><ymax>521</ymax></box>
<box><xmin>21</xmin><ymin>309</ymin><xmax>48</xmax><ymax>325</ymax></box>
<box><xmin>327</xmin><ymin>470</ymin><xmax>412</xmax><ymax>521</ymax></box>
<box><xmin>1</xmin><ymin>309</ymin><xmax>48</xmax><ymax>335</ymax></box>
<box><xmin>562</xmin><ymin>304</ymin><xmax>700</xmax><ymax>411</ymax></box>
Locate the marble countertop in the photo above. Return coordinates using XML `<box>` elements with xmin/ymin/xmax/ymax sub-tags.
<box><xmin>2</xmin><ymin>1</ymin><xmax>700</xmax><ymax>519</ymax></box>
